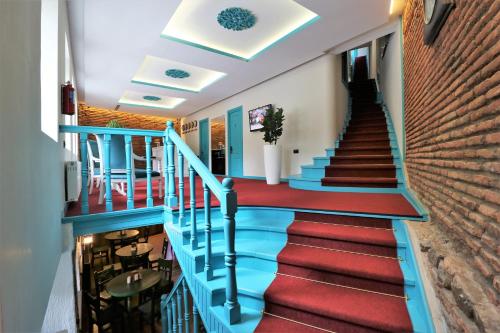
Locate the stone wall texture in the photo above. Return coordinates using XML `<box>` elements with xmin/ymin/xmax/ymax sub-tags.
<box><xmin>78</xmin><ymin>103</ymin><xmax>177</xmax><ymax>163</ymax></box>
<box><xmin>403</xmin><ymin>0</ymin><xmax>499</xmax><ymax>332</ymax></box>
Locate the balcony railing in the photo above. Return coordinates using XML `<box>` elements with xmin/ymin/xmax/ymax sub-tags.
<box><xmin>59</xmin><ymin>121</ymin><xmax>241</xmax><ymax>324</ymax></box>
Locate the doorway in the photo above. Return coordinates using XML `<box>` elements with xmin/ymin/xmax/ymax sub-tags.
<box><xmin>210</xmin><ymin>116</ymin><xmax>226</xmax><ymax>175</ymax></box>
<box><xmin>227</xmin><ymin>106</ymin><xmax>243</xmax><ymax>177</ymax></box>
<box><xmin>199</xmin><ymin>118</ymin><xmax>209</xmax><ymax>167</ymax></box>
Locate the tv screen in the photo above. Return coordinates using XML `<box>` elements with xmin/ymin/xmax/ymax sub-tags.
<box><xmin>248</xmin><ymin>104</ymin><xmax>271</xmax><ymax>132</ymax></box>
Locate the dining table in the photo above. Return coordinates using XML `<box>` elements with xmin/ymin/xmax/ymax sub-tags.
<box><xmin>116</xmin><ymin>243</ymin><xmax>154</xmax><ymax>258</ymax></box>
<box><xmin>106</xmin><ymin>269</ymin><xmax>161</xmax><ymax>299</ymax></box>
<box><xmin>104</xmin><ymin>229</ymin><xmax>139</xmax><ymax>242</ymax></box>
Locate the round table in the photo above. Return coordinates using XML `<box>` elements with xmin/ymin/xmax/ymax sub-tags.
<box><xmin>116</xmin><ymin>243</ymin><xmax>154</xmax><ymax>257</ymax></box>
<box><xmin>104</xmin><ymin>229</ymin><xmax>139</xmax><ymax>241</ymax></box>
<box><xmin>106</xmin><ymin>269</ymin><xmax>162</xmax><ymax>298</ymax></box>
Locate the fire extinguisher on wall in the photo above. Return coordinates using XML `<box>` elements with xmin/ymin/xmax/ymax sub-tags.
<box><xmin>61</xmin><ymin>81</ymin><xmax>75</xmax><ymax>115</ymax></box>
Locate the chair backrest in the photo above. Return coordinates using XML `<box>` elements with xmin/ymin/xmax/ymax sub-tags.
<box><xmin>95</xmin><ymin>134</ymin><xmax>132</xmax><ymax>172</ymax></box>
<box><xmin>158</xmin><ymin>258</ymin><xmax>173</xmax><ymax>284</ymax></box>
<box><xmin>120</xmin><ymin>252</ymin><xmax>149</xmax><ymax>272</ymax></box>
<box><xmin>161</xmin><ymin>238</ymin><xmax>169</xmax><ymax>258</ymax></box>
<box><xmin>94</xmin><ymin>266</ymin><xmax>115</xmax><ymax>298</ymax></box>
<box><xmin>88</xmin><ymin>140</ymin><xmax>99</xmax><ymax>159</ymax></box>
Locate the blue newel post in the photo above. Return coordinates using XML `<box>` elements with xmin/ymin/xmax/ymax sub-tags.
<box><xmin>221</xmin><ymin>178</ymin><xmax>241</xmax><ymax>324</ymax></box>
<box><xmin>166</xmin><ymin>121</ymin><xmax>178</xmax><ymax>207</ymax></box>
<box><xmin>145</xmin><ymin>135</ymin><xmax>153</xmax><ymax>207</ymax></box>
<box><xmin>124</xmin><ymin>135</ymin><xmax>134</xmax><ymax>210</ymax></box>
<box><xmin>189</xmin><ymin>165</ymin><xmax>198</xmax><ymax>250</ymax></box>
<box><xmin>103</xmin><ymin>133</ymin><xmax>113</xmax><ymax>212</ymax></box>
<box><xmin>178</xmin><ymin>149</ymin><xmax>186</xmax><ymax>226</ymax></box>
<box><xmin>204</xmin><ymin>181</ymin><xmax>213</xmax><ymax>280</ymax></box>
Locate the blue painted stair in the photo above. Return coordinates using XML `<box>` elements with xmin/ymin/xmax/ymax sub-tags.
<box><xmin>164</xmin><ymin>207</ymin><xmax>434</xmax><ymax>332</ymax></box>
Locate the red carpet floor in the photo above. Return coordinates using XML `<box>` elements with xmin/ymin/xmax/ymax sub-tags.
<box><xmin>66</xmin><ymin>177</ymin><xmax>420</xmax><ymax>218</ymax></box>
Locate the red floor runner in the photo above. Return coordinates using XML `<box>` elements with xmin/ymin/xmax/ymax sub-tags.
<box><xmin>66</xmin><ymin>177</ymin><xmax>420</xmax><ymax>218</ymax></box>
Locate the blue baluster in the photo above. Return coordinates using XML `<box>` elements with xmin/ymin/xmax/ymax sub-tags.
<box><xmin>189</xmin><ymin>165</ymin><xmax>198</xmax><ymax>250</ymax></box>
<box><xmin>124</xmin><ymin>135</ymin><xmax>134</xmax><ymax>210</ymax></box>
<box><xmin>221</xmin><ymin>178</ymin><xmax>240</xmax><ymax>324</ymax></box>
<box><xmin>167</xmin><ymin>301</ymin><xmax>172</xmax><ymax>333</ymax></box>
<box><xmin>103</xmin><ymin>134</ymin><xmax>113</xmax><ymax>212</ymax></box>
<box><xmin>163</xmin><ymin>136</ymin><xmax>168</xmax><ymax>207</ymax></box>
<box><xmin>79</xmin><ymin>133</ymin><xmax>89</xmax><ymax>214</ymax></box>
<box><xmin>178</xmin><ymin>149</ymin><xmax>186</xmax><ymax>226</ymax></box>
<box><xmin>145</xmin><ymin>136</ymin><xmax>153</xmax><ymax>207</ymax></box>
<box><xmin>161</xmin><ymin>295</ymin><xmax>168</xmax><ymax>333</ymax></box>
<box><xmin>204</xmin><ymin>181</ymin><xmax>213</xmax><ymax>280</ymax></box>
<box><xmin>177</xmin><ymin>289</ymin><xmax>183</xmax><ymax>333</ymax></box>
<box><xmin>182</xmin><ymin>280</ymin><xmax>190</xmax><ymax>333</ymax></box>
<box><xmin>171</xmin><ymin>299</ymin><xmax>177</xmax><ymax>333</ymax></box>
<box><xmin>193</xmin><ymin>303</ymin><xmax>199</xmax><ymax>333</ymax></box>
<box><xmin>166</xmin><ymin>121</ymin><xmax>177</xmax><ymax>207</ymax></box>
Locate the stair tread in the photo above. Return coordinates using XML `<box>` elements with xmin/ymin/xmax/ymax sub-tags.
<box><xmin>332</xmin><ymin>154</ymin><xmax>393</xmax><ymax>159</ymax></box>
<box><xmin>256</xmin><ymin>313</ymin><xmax>327</xmax><ymax>333</ymax></box>
<box><xmin>337</xmin><ymin>146</ymin><xmax>391</xmax><ymax>150</ymax></box>
<box><xmin>322</xmin><ymin>177</ymin><xmax>397</xmax><ymax>183</ymax></box>
<box><xmin>264</xmin><ymin>274</ymin><xmax>413</xmax><ymax>333</ymax></box>
<box><xmin>326</xmin><ymin>164</ymin><xmax>395</xmax><ymax>170</ymax></box>
<box><xmin>278</xmin><ymin>243</ymin><xmax>403</xmax><ymax>285</ymax></box>
<box><xmin>288</xmin><ymin>220</ymin><xmax>396</xmax><ymax>247</ymax></box>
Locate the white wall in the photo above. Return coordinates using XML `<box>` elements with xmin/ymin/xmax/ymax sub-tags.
<box><xmin>182</xmin><ymin>54</ymin><xmax>348</xmax><ymax>178</ymax></box>
<box><xmin>0</xmin><ymin>0</ymin><xmax>76</xmax><ymax>331</ymax></box>
<box><xmin>378</xmin><ymin>21</ymin><xmax>404</xmax><ymax>157</ymax></box>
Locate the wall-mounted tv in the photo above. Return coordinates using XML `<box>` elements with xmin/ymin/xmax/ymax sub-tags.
<box><xmin>248</xmin><ymin>104</ymin><xmax>271</xmax><ymax>132</ymax></box>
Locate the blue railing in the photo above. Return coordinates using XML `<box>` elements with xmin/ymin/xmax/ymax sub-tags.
<box><xmin>161</xmin><ymin>274</ymin><xmax>200</xmax><ymax>333</ymax></box>
<box><xmin>59</xmin><ymin>121</ymin><xmax>241</xmax><ymax>324</ymax></box>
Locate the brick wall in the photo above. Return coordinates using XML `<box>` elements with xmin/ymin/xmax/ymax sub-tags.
<box><xmin>78</xmin><ymin>103</ymin><xmax>177</xmax><ymax>164</ymax></box>
<box><xmin>403</xmin><ymin>0</ymin><xmax>499</xmax><ymax>331</ymax></box>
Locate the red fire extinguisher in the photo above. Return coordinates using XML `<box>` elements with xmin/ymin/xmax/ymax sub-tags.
<box><xmin>61</xmin><ymin>81</ymin><xmax>75</xmax><ymax>115</ymax></box>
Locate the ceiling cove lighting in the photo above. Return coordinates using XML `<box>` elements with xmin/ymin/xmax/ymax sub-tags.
<box><xmin>132</xmin><ymin>55</ymin><xmax>226</xmax><ymax>93</ymax></box>
<box><xmin>161</xmin><ymin>0</ymin><xmax>320</xmax><ymax>61</ymax></box>
<box><xmin>119</xmin><ymin>90</ymin><xmax>186</xmax><ymax>110</ymax></box>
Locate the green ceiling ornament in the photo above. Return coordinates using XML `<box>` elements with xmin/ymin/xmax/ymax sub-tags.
<box><xmin>143</xmin><ymin>95</ymin><xmax>161</xmax><ymax>101</ymax></box>
<box><xmin>217</xmin><ymin>7</ymin><xmax>256</xmax><ymax>31</ymax></box>
<box><xmin>165</xmin><ymin>69</ymin><xmax>190</xmax><ymax>79</ymax></box>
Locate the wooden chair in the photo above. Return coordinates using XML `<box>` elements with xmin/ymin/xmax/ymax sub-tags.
<box><xmin>157</xmin><ymin>258</ymin><xmax>174</xmax><ymax>294</ymax></box>
<box><xmin>119</xmin><ymin>252</ymin><xmax>149</xmax><ymax>272</ymax></box>
<box><xmin>93</xmin><ymin>266</ymin><xmax>115</xmax><ymax>304</ymax></box>
<box><xmin>91</xmin><ymin>245</ymin><xmax>110</xmax><ymax>270</ymax></box>
<box><xmin>86</xmin><ymin>139</ymin><xmax>101</xmax><ymax>195</ymax></box>
<box><xmin>84</xmin><ymin>290</ymin><xmax>124</xmax><ymax>333</ymax></box>
<box><xmin>138</xmin><ymin>227</ymin><xmax>150</xmax><ymax>243</ymax></box>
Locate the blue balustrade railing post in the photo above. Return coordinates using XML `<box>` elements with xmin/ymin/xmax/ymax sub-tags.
<box><xmin>203</xmin><ymin>181</ymin><xmax>213</xmax><ymax>280</ymax></box>
<box><xmin>178</xmin><ymin>149</ymin><xmax>186</xmax><ymax>226</ymax></box>
<box><xmin>166</xmin><ymin>121</ymin><xmax>178</xmax><ymax>208</ymax></box>
<box><xmin>161</xmin><ymin>295</ymin><xmax>168</xmax><ymax>333</ymax></box>
<box><xmin>166</xmin><ymin>301</ymin><xmax>173</xmax><ymax>333</ymax></box>
<box><xmin>172</xmin><ymin>299</ymin><xmax>177</xmax><ymax>333</ymax></box>
<box><xmin>182</xmin><ymin>280</ymin><xmax>190</xmax><ymax>333</ymax></box>
<box><xmin>145</xmin><ymin>135</ymin><xmax>153</xmax><ymax>207</ymax></box>
<box><xmin>193</xmin><ymin>303</ymin><xmax>199</xmax><ymax>333</ymax></box>
<box><xmin>79</xmin><ymin>133</ymin><xmax>89</xmax><ymax>214</ymax></box>
<box><xmin>176</xmin><ymin>289</ymin><xmax>183</xmax><ymax>333</ymax></box>
<box><xmin>220</xmin><ymin>178</ymin><xmax>241</xmax><ymax>324</ymax></box>
<box><xmin>103</xmin><ymin>134</ymin><xmax>113</xmax><ymax>212</ymax></box>
<box><xmin>124</xmin><ymin>135</ymin><xmax>134</xmax><ymax>210</ymax></box>
<box><xmin>163</xmin><ymin>136</ymin><xmax>168</xmax><ymax>207</ymax></box>
<box><xmin>189</xmin><ymin>165</ymin><xmax>198</xmax><ymax>250</ymax></box>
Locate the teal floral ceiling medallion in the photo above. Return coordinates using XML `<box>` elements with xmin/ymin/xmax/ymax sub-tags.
<box><xmin>165</xmin><ymin>69</ymin><xmax>190</xmax><ymax>79</ymax></box>
<box><xmin>143</xmin><ymin>95</ymin><xmax>161</xmax><ymax>101</ymax></box>
<box><xmin>217</xmin><ymin>7</ymin><xmax>256</xmax><ymax>31</ymax></box>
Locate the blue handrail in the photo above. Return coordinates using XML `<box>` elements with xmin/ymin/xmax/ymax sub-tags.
<box><xmin>60</xmin><ymin>125</ymin><xmax>164</xmax><ymax>137</ymax></box>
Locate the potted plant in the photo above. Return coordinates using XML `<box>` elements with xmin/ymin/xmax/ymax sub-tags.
<box><xmin>262</xmin><ymin>105</ymin><xmax>285</xmax><ymax>185</ymax></box>
<box><xmin>106</xmin><ymin>119</ymin><xmax>122</xmax><ymax>128</ymax></box>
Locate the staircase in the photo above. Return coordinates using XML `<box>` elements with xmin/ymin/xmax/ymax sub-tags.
<box><xmin>322</xmin><ymin>78</ymin><xmax>397</xmax><ymax>188</ymax></box>
<box><xmin>256</xmin><ymin>212</ymin><xmax>414</xmax><ymax>332</ymax></box>
<box><xmin>289</xmin><ymin>56</ymin><xmax>403</xmax><ymax>192</ymax></box>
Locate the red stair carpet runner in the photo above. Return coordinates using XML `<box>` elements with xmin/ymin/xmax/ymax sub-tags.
<box><xmin>255</xmin><ymin>212</ymin><xmax>413</xmax><ymax>333</ymax></box>
<box><xmin>322</xmin><ymin>56</ymin><xmax>397</xmax><ymax>188</ymax></box>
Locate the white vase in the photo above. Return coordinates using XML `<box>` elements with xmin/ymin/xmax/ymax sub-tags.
<box><xmin>263</xmin><ymin>144</ymin><xmax>282</xmax><ymax>185</ymax></box>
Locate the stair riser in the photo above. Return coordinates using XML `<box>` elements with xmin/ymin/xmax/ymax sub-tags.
<box><xmin>343</xmin><ymin>133</ymin><xmax>389</xmax><ymax>141</ymax></box>
<box><xmin>295</xmin><ymin>212</ymin><xmax>392</xmax><ymax>228</ymax></box>
<box><xmin>322</xmin><ymin>180</ymin><xmax>398</xmax><ymax>188</ymax></box>
<box><xmin>339</xmin><ymin>140</ymin><xmax>390</xmax><ymax>148</ymax></box>
<box><xmin>335</xmin><ymin>149</ymin><xmax>392</xmax><ymax>155</ymax></box>
<box><xmin>264</xmin><ymin>302</ymin><xmax>382</xmax><ymax>333</ymax></box>
<box><xmin>348</xmin><ymin>123</ymin><xmax>388</xmax><ymax>130</ymax></box>
<box><xmin>350</xmin><ymin>116</ymin><xmax>386</xmax><ymax>122</ymax></box>
<box><xmin>324</xmin><ymin>168</ymin><xmax>396</xmax><ymax>178</ymax></box>
<box><xmin>277</xmin><ymin>263</ymin><xmax>405</xmax><ymax>296</ymax></box>
<box><xmin>312</xmin><ymin>158</ymin><xmax>330</xmax><ymax>168</ymax></box>
<box><xmin>201</xmin><ymin>253</ymin><xmax>277</xmax><ymax>273</ymax></box>
<box><xmin>330</xmin><ymin>157</ymin><xmax>393</xmax><ymax>164</ymax></box>
<box><xmin>212</xmin><ymin>290</ymin><xmax>264</xmax><ymax>312</ymax></box>
<box><xmin>288</xmin><ymin>234</ymin><xmax>397</xmax><ymax>257</ymax></box>
<box><xmin>301</xmin><ymin>167</ymin><xmax>325</xmax><ymax>179</ymax></box>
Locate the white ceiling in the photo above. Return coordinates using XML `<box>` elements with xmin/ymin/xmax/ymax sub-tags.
<box><xmin>68</xmin><ymin>0</ymin><xmax>392</xmax><ymax>117</ymax></box>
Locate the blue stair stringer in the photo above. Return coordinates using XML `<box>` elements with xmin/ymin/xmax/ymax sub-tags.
<box><xmin>289</xmin><ymin>90</ymin><xmax>407</xmax><ymax>194</ymax></box>
<box><xmin>164</xmin><ymin>206</ymin><xmax>295</xmax><ymax>333</ymax></box>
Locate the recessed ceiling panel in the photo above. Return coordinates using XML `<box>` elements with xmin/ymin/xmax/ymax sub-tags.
<box><xmin>161</xmin><ymin>0</ymin><xmax>319</xmax><ymax>61</ymax></box>
<box><xmin>131</xmin><ymin>55</ymin><xmax>227</xmax><ymax>93</ymax></box>
<box><xmin>118</xmin><ymin>90</ymin><xmax>186</xmax><ymax>110</ymax></box>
